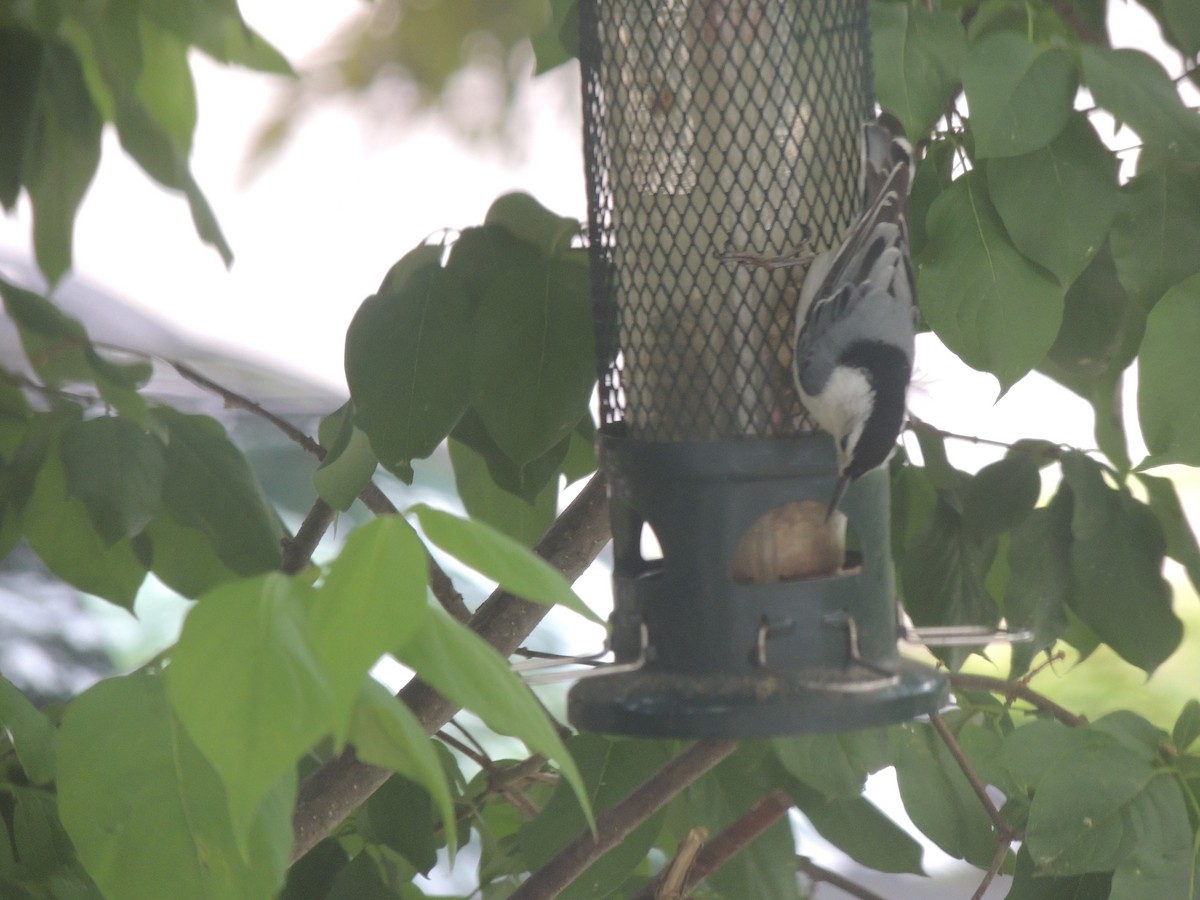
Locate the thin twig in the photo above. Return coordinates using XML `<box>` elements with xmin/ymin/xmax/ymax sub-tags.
<box><xmin>509</xmin><ymin>740</ymin><xmax>738</xmax><ymax>900</ymax></box>
<box><xmin>436</xmin><ymin>729</ymin><xmax>494</xmax><ymax>771</ymax></box>
<box><xmin>948</xmin><ymin>671</ymin><xmax>1087</xmax><ymax>728</ymax></box>
<box><xmin>797</xmin><ymin>857</ymin><xmax>889</xmax><ymax>900</ymax></box>
<box><xmin>291</xmin><ymin>472</ymin><xmax>610</xmax><ymax>862</ymax></box>
<box><xmin>654</xmin><ymin>827</ymin><xmax>707</xmax><ymax>900</ymax></box>
<box><xmin>970</xmin><ymin>840</ymin><xmax>1013</xmax><ymax>900</ymax></box>
<box><xmin>280</xmin><ymin>499</ymin><xmax>336</xmax><ymax>575</ymax></box>
<box><xmin>929</xmin><ymin>714</ymin><xmax>1013</xmax><ymax>840</ymax></box>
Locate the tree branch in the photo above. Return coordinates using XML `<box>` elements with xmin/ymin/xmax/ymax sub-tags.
<box><xmin>280</xmin><ymin>499</ymin><xmax>336</xmax><ymax>575</ymax></box>
<box><xmin>631</xmin><ymin>789</ymin><xmax>794</xmax><ymax>900</ymax></box>
<box><xmin>291</xmin><ymin>472</ymin><xmax>610</xmax><ymax>861</ymax></box>
<box><xmin>948</xmin><ymin>671</ymin><xmax>1087</xmax><ymax>728</ymax></box>
<box><xmin>929</xmin><ymin>713</ymin><xmax>1014</xmax><ymax>841</ymax></box>
<box><xmin>797</xmin><ymin>857</ymin><xmax>889</xmax><ymax>900</ymax></box>
<box><xmin>510</xmin><ymin>740</ymin><xmax>738</xmax><ymax>900</ymax></box>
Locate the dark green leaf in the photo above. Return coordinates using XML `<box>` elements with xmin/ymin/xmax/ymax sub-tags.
<box><xmin>530</xmin><ymin>0</ymin><xmax>579</xmax><ymax>74</ymax></box>
<box><xmin>1060</xmin><ymin>452</ymin><xmax>1181</xmax><ymax>673</ymax></box>
<box><xmin>987</xmin><ymin>113</ymin><xmax>1117</xmax><ymax>287</ymax></box>
<box><xmin>313</xmin><ymin>401</ymin><xmax>378</xmax><ymax>511</ymax></box>
<box><xmin>1004</xmin><ymin>488</ymin><xmax>1071</xmax><ymax>677</ymax></box>
<box><xmin>519</xmin><ymin>735</ymin><xmax>670</xmax><ymax>900</ymax></box>
<box><xmin>143</xmin><ymin>512</ymin><xmax>240</xmax><ymax>598</ymax></box>
<box><xmin>24</xmin><ymin>40</ymin><xmax>103</xmax><ymax>284</ymax></box>
<box><xmin>360</xmin><ymin>775</ymin><xmax>438</xmax><ymax>875</ymax></box>
<box><xmin>1138</xmin><ymin>472</ymin><xmax>1200</xmax><ymax>596</ymax></box>
<box><xmin>894</xmin><ymin>723</ymin><xmax>997</xmax><ymax>867</ymax></box>
<box><xmin>139</xmin><ymin>0</ymin><xmax>294</xmax><ymax>75</ymax></box>
<box><xmin>0</xmin><ymin>276</ymin><xmax>92</xmax><ymax>386</ymax></box>
<box><xmin>0</xmin><ymin>26</ymin><xmax>44</xmax><ymax>209</ymax></box>
<box><xmin>1172</xmin><ymin>700</ymin><xmax>1200</xmax><ymax>752</ymax></box>
<box><xmin>870</xmin><ymin>2</ymin><xmax>966</xmax><ymax>141</ymax></box>
<box><xmin>771</xmin><ymin>728</ymin><xmax>891</xmax><ymax>799</ymax></box>
<box><xmin>156</xmin><ymin>408</ymin><xmax>282</xmax><ymax>575</ymax></box>
<box><xmin>962</xmin><ymin>454</ymin><xmax>1040</xmax><ymax>541</ymax></box>
<box><xmin>450</xmin><ymin>407</ymin><xmax>570</xmax><ymax>504</ymax></box>
<box><xmin>166</xmin><ymin>574</ymin><xmax>334</xmax><ymax>843</ymax></box>
<box><xmin>281</xmin><ymin>839</ymin><xmax>350</xmax><ymax>900</ymax></box>
<box><xmin>58</xmin><ymin>674</ymin><xmax>291</xmax><ymax>900</ymax></box>
<box><xmin>963</xmin><ymin>33</ymin><xmax>1076</xmax><ymax>158</ymax></box>
<box><xmin>902</xmin><ymin>500</ymin><xmax>999</xmax><ymax>667</ymax></box>
<box><xmin>918</xmin><ymin>170</ymin><xmax>1064</xmax><ymax>389</ymax></box>
<box><xmin>24</xmin><ymin>441</ymin><xmax>147</xmax><ymax>608</ymax></box>
<box><xmin>308</xmin><ymin>516</ymin><xmax>429</xmax><ymax>734</ymax></box>
<box><xmin>112</xmin><ymin>95</ymin><xmax>233</xmax><ymax>265</ymax></box>
<box><xmin>410</xmin><ymin>503</ymin><xmax>600</xmax><ymax>623</ymax></box>
<box><xmin>1082</xmin><ymin>45</ymin><xmax>1200</xmax><ymax>154</ymax></box>
<box><xmin>445</xmin><ymin>224</ymin><xmax>542</xmax><ymax>301</ymax></box>
<box><xmin>10</xmin><ymin>786</ymin><xmax>72</xmax><ymax>878</ymax></box>
<box><xmin>1110</xmin><ymin>159</ymin><xmax>1200</xmax><ymax>309</ymax></box>
<box><xmin>907</xmin><ymin>137</ymin><xmax>955</xmax><ymax>258</ymax></box>
<box><xmin>1138</xmin><ymin>274</ymin><xmax>1200</xmax><ymax>467</ymax></box>
<box><xmin>448</xmin><ymin>437</ymin><xmax>556</xmax><ymax>547</ymax></box>
<box><xmin>1163</xmin><ymin>0</ymin><xmax>1200</xmax><ymax>54</ymax></box>
<box><xmin>471</xmin><ymin>253</ymin><xmax>595</xmax><ymax>465</ymax></box>
<box><xmin>484</xmin><ymin>192</ymin><xmax>580</xmax><ymax>260</ymax></box>
<box><xmin>1008</xmin><ymin>843</ymin><xmax>1113</xmax><ymax>899</ymax></box>
<box><xmin>350</xmin><ymin>682</ymin><xmax>456</xmax><ymax>863</ymax></box>
<box><xmin>58</xmin><ymin>416</ymin><xmax>165</xmax><ymax>545</ymax></box>
<box><xmin>395</xmin><ymin>604</ymin><xmax>591</xmax><ymax>828</ymax></box>
<box><xmin>346</xmin><ymin>253</ymin><xmax>474</xmax><ymax>478</ymax></box>
<box><xmin>0</xmin><ymin>674</ymin><xmax>56</xmax><ymax>786</ymax></box>
<box><xmin>790</xmin><ymin>784</ymin><xmax>924</xmax><ymax>875</ymax></box>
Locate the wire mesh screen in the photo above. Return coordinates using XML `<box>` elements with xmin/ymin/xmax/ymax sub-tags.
<box><xmin>582</xmin><ymin>0</ymin><xmax>872</xmax><ymax>441</ymax></box>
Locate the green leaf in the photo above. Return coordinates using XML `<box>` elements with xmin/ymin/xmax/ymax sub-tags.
<box><xmin>1138</xmin><ymin>472</ymin><xmax>1200</xmax><ymax>596</ymax></box>
<box><xmin>471</xmin><ymin>252</ymin><xmax>595</xmax><ymax>466</ymax></box>
<box><xmin>484</xmin><ymin>192</ymin><xmax>580</xmax><ymax>260</ymax></box>
<box><xmin>346</xmin><ymin>251</ymin><xmax>473</xmax><ymax>479</ymax></box>
<box><xmin>10</xmin><ymin>785</ymin><xmax>73</xmax><ymax>879</ymax></box>
<box><xmin>1172</xmin><ymin>700</ymin><xmax>1200</xmax><ymax>753</ymax></box>
<box><xmin>790</xmin><ymin>784</ymin><xmax>924</xmax><ymax>875</ymax></box>
<box><xmin>869</xmin><ymin>2</ymin><xmax>966</xmax><ymax>141</ymax></box>
<box><xmin>901</xmin><ymin>500</ymin><xmax>999</xmax><ymax>666</ymax></box>
<box><xmin>1060</xmin><ymin>452</ymin><xmax>1181</xmax><ymax>673</ymax></box>
<box><xmin>771</xmin><ymin>728</ymin><xmax>891</xmax><ymax>799</ymax></box>
<box><xmin>166</xmin><ymin>573</ymin><xmax>335</xmax><ymax>844</ymax></box>
<box><xmin>1163</xmin><ymin>0</ymin><xmax>1200</xmax><ymax>54</ymax></box>
<box><xmin>1003</xmin><ymin>488</ymin><xmax>1071</xmax><ymax>677</ymax></box>
<box><xmin>918</xmin><ymin>170</ymin><xmax>1064</xmax><ymax>389</ymax></box>
<box><xmin>987</xmin><ymin>113</ymin><xmax>1117</xmax><ymax>287</ymax></box>
<box><xmin>113</xmin><ymin>95</ymin><xmax>233</xmax><ymax>266</ymax></box>
<box><xmin>1138</xmin><ymin>274</ymin><xmax>1200</xmax><ymax>467</ymax></box>
<box><xmin>1082</xmin><ymin>45</ymin><xmax>1200</xmax><ymax>154</ymax></box>
<box><xmin>0</xmin><ymin>26</ymin><xmax>44</xmax><ymax>209</ymax></box>
<box><xmin>1008</xmin><ymin>843</ymin><xmax>1113</xmax><ymax>899</ymax></box>
<box><xmin>313</xmin><ymin>402</ymin><xmax>378</xmax><ymax>512</ymax></box>
<box><xmin>1110</xmin><ymin>159</ymin><xmax>1200</xmax><ymax>309</ymax></box>
<box><xmin>348</xmin><ymin>681</ymin><xmax>457</xmax><ymax>861</ymax></box>
<box><xmin>0</xmin><ymin>276</ymin><xmax>93</xmax><ymax>386</ymax></box>
<box><xmin>409</xmin><ymin>503</ymin><xmax>601</xmax><ymax>623</ymax></box>
<box><xmin>308</xmin><ymin>516</ymin><xmax>429</xmax><ymax>734</ymax></box>
<box><xmin>360</xmin><ymin>775</ymin><xmax>438</xmax><ymax>875</ymax></box>
<box><xmin>24</xmin><ymin>439</ymin><xmax>147</xmax><ymax>608</ymax></box>
<box><xmin>144</xmin><ymin>511</ymin><xmax>242</xmax><ymax>598</ymax></box>
<box><xmin>58</xmin><ymin>416</ymin><xmax>165</xmax><ymax>545</ymax></box>
<box><xmin>450</xmin><ymin>406</ymin><xmax>570</xmax><ymax>504</ymax></box>
<box><xmin>894</xmin><ymin>722</ymin><xmax>997</xmax><ymax>867</ymax></box>
<box><xmin>395</xmin><ymin>604</ymin><xmax>592</xmax><ymax>829</ymax></box>
<box><xmin>530</xmin><ymin>0</ymin><xmax>579</xmax><ymax>74</ymax></box>
<box><xmin>448</xmin><ymin>437</ymin><xmax>556</xmax><ymax>547</ymax></box>
<box><xmin>962</xmin><ymin>33</ymin><xmax>1076</xmax><ymax>158</ymax></box>
<box><xmin>139</xmin><ymin>0</ymin><xmax>294</xmax><ymax>75</ymax></box>
<box><xmin>685</xmin><ymin>747</ymin><xmax>800</xmax><ymax>900</ymax></box>
<box><xmin>58</xmin><ymin>674</ymin><xmax>291</xmax><ymax>900</ymax></box>
<box><xmin>156</xmin><ymin>408</ymin><xmax>282</xmax><ymax>575</ymax></box>
<box><xmin>519</xmin><ymin>735</ymin><xmax>670</xmax><ymax>900</ymax></box>
<box><xmin>962</xmin><ymin>454</ymin><xmax>1040</xmax><ymax>541</ymax></box>
<box><xmin>135</xmin><ymin>19</ymin><xmax>197</xmax><ymax>153</ymax></box>
<box><xmin>24</xmin><ymin>40</ymin><xmax>103</xmax><ymax>284</ymax></box>
<box><xmin>0</xmin><ymin>674</ymin><xmax>57</xmax><ymax>786</ymax></box>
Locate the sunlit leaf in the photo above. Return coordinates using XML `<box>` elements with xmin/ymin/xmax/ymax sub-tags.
<box><xmin>59</xmin><ymin>675</ymin><xmax>291</xmax><ymax>900</ymax></box>
<box><xmin>313</xmin><ymin>401</ymin><xmax>377</xmax><ymax>512</ymax></box>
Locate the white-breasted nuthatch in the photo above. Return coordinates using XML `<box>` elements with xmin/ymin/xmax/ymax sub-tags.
<box><xmin>722</xmin><ymin>115</ymin><xmax>916</xmax><ymax>517</ymax></box>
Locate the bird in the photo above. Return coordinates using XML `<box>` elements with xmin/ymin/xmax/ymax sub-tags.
<box><xmin>721</xmin><ymin>115</ymin><xmax>917</xmax><ymax>518</ymax></box>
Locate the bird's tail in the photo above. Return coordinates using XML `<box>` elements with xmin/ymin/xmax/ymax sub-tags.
<box><xmin>861</xmin><ymin>113</ymin><xmax>913</xmax><ymax>209</ymax></box>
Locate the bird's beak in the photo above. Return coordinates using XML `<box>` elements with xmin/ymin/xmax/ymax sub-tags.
<box><xmin>825</xmin><ymin>474</ymin><xmax>850</xmax><ymax>523</ymax></box>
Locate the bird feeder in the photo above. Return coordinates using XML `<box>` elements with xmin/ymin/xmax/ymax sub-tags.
<box><xmin>567</xmin><ymin>0</ymin><xmax>946</xmax><ymax>738</ymax></box>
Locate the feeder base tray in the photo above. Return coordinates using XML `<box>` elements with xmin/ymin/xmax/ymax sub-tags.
<box><xmin>567</xmin><ymin>659</ymin><xmax>946</xmax><ymax>739</ymax></box>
